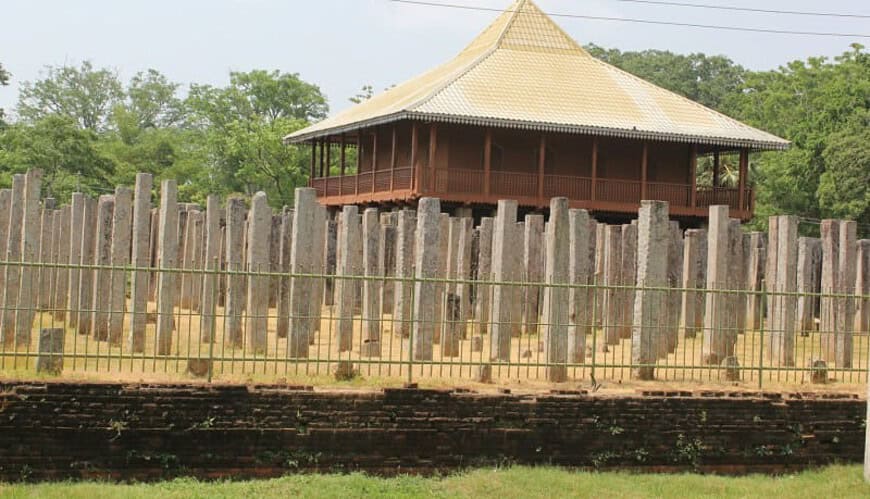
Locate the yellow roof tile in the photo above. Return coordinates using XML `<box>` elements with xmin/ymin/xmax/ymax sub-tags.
<box><xmin>286</xmin><ymin>0</ymin><xmax>788</xmax><ymax>150</ymax></box>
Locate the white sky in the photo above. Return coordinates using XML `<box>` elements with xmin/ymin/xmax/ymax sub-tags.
<box><xmin>1</xmin><ymin>0</ymin><xmax>867</xmax><ymax>117</ymax></box>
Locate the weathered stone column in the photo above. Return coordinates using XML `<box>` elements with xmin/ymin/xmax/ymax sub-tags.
<box><xmin>768</xmin><ymin>215</ymin><xmax>798</xmax><ymax>366</ymax></box>
<box><xmin>75</xmin><ymin>198</ymin><xmax>97</xmax><ymax>336</ymax></box>
<box><xmin>52</xmin><ymin>206</ymin><xmax>71</xmax><ymax>320</ymax></box>
<box><xmin>91</xmin><ymin>195</ymin><xmax>115</xmax><ymax>341</ymax></box>
<box><xmin>568</xmin><ymin>209</ymin><xmax>591</xmax><ymax>363</ymax></box>
<box><xmin>199</xmin><ymin>195</ymin><xmax>220</xmax><ymax>343</ymax></box>
<box><xmin>834</xmin><ymin>221</ymin><xmax>857</xmax><ymax>367</ymax></box>
<box><xmin>224</xmin><ymin>197</ymin><xmax>246</xmax><ymax>347</ymax></box>
<box><xmin>310</xmin><ymin>205</ymin><xmax>327</xmax><ymax>338</ymax></box>
<box><xmin>745</xmin><ymin>232</ymin><xmax>765</xmax><ymax>331</ymax></box>
<box><xmin>360</xmin><ymin>208</ymin><xmax>382</xmax><ymax>357</ymax></box>
<box><xmin>245</xmin><ymin>192</ymin><xmax>271</xmax><ymax>354</ymax></box>
<box><xmin>442</xmin><ymin>217</ymin><xmax>462</xmax><ymax>358</ymax></box>
<box><xmin>619</xmin><ymin>222</ymin><xmax>638</xmax><ymax>339</ymax></box>
<box><xmin>594</xmin><ymin>223</ymin><xmax>606</xmax><ymax>326</ymax></box>
<box><xmin>181</xmin><ymin>210</ymin><xmax>203</xmax><ymax>311</ymax></box>
<box><xmin>602</xmin><ymin>224</ymin><xmax>622</xmax><ymax>348</ymax></box>
<box><xmin>523</xmin><ymin>214</ymin><xmax>544</xmax><ymax>334</ymax></box>
<box><xmin>107</xmin><ymin>187</ymin><xmax>132</xmax><ymax>346</ymax></box>
<box><xmin>288</xmin><ymin>188</ymin><xmax>318</xmax><ymax>357</ymax></box>
<box><xmin>434</xmin><ymin>213</ymin><xmax>449</xmax><ymax>343</ymax></box>
<box><xmin>490</xmin><ymin>200</ymin><xmax>517</xmax><ymax>361</ymax></box>
<box><xmin>128</xmin><ymin>174</ymin><xmax>153</xmax><ymax>351</ymax></box>
<box><xmin>542</xmin><ymin>198</ymin><xmax>570</xmax><ymax>382</ymax></box>
<box><xmin>36</xmin><ymin>328</ymin><xmax>65</xmax><ymax>375</ymax></box>
<box><xmin>66</xmin><ymin>194</ymin><xmax>84</xmax><ymax>328</ymax></box>
<box><xmin>680</xmin><ymin>229</ymin><xmax>707</xmax><ymax>338</ymax></box>
<box><xmin>510</xmin><ymin>221</ymin><xmax>524</xmax><ymax>338</ymax></box>
<box><xmin>393</xmin><ymin>209</ymin><xmax>415</xmax><ymax>338</ymax></box>
<box><xmin>856</xmin><ymin>240</ymin><xmax>869</xmax><ymax>335</ymax></box>
<box><xmin>379</xmin><ymin>214</ymin><xmax>397</xmax><ymax>315</ymax></box>
<box><xmin>795</xmin><ymin>237</ymin><xmax>822</xmax><ymax>336</ymax></box>
<box><xmin>335</xmin><ymin>205</ymin><xmax>361</xmax><ymax>353</ymax></box>
<box><xmin>664</xmin><ymin>221</ymin><xmax>684</xmax><ymax>356</ymax></box>
<box><xmin>765</xmin><ymin>216</ymin><xmax>780</xmax><ymax>335</ymax></box>
<box><xmin>632</xmin><ymin>200</ymin><xmax>669</xmax><ymax>380</ymax></box>
<box><xmin>155</xmin><ymin>180</ymin><xmax>178</xmax><ymax>355</ymax></box>
<box><xmin>727</xmin><ymin>221</ymin><xmax>746</xmax><ymax>341</ymax></box>
<box><xmin>37</xmin><ymin>198</ymin><xmax>56</xmax><ymax>310</ymax></box>
<box><xmin>0</xmin><ymin>190</ymin><xmax>11</xmax><ymax>313</ymax></box>
<box><xmin>474</xmin><ymin>217</ymin><xmax>494</xmax><ymax>337</ymax></box>
<box><xmin>269</xmin><ymin>214</ymin><xmax>281</xmax><ymax>309</ymax></box>
<box><xmin>323</xmin><ymin>217</ymin><xmax>337</xmax><ymax>307</ymax></box>
<box><xmin>276</xmin><ymin>206</ymin><xmax>293</xmax><ymax>340</ymax></box>
<box><xmin>455</xmin><ymin>216</ymin><xmax>473</xmax><ymax>337</ymax></box>
<box><xmin>14</xmin><ymin>169</ymin><xmax>42</xmax><ymax>345</ymax></box>
<box><xmin>702</xmin><ymin>205</ymin><xmax>731</xmax><ymax>365</ymax></box>
<box><xmin>412</xmin><ymin>198</ymin><xmax>440</xmax><ymax>361</ymax></box>
<box><xmin>0</xmin><ymin>175</ymin><xmax>25</xmax><ymax>345</ymax></box>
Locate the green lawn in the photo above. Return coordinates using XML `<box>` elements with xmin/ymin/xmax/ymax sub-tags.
<box><xmin>1</xmin><ymin>465</ymin><xmax>869</xmax><ymax>498</ymax></box>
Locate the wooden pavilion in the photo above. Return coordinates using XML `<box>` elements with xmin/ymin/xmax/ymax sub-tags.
<box><xmin>285</xmin><ymin>0</ymin><xmax>788</xmax><ymax>221</ymax></box>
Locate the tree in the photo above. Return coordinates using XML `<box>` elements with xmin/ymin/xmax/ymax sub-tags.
<box><xmin>17</xmin><ymin>60</ymin><xmax>124</xmax><ymax>132</ymax></box>
<box><xmin>0</xmin><ymin>62</ymin><xmax>10</xmax><ymax>125</ymax></box>
<box><xmin>818</xmin><ymin>112</ymin><xmax>870</xmax><ymax>230</ymax></box>
<box><xmin>126</xmin><ymin>69</ymin><xmax>183</xmax><ymax>129</ymax></box>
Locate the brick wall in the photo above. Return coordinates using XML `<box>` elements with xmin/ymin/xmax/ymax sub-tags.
<box><xmin>0</xmin><ymin>381</ymin><xmax>864</xmax><ymax>481</ymax></box>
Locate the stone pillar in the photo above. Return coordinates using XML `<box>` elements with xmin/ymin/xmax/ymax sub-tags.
<box><xmin>567</xmin><ymin>209</ymin><xmax>591</xmax><ymax>363</ymax></box>
<box><xmin>442</xmin><ymin>217</ymin><xmax>462</xmax><ymax>358</ymax></box>
<box><xmin>602</xmin><ymin>225</ymin><xmax>622</xmax><ymax>348</ymax></box>
<box><xmin>523</xmin><ymin>214</ymin><xmax>544</xmax><ymax>334</ymax></box>
<box><xmin>335</xmin><ymin>205</ymin><xmax>361</xmax><ymax>353</ymax></box>
<box><xmin>727</xmin><ymin>221</ymin><xmax>745</xmax><ymax>341</ymax></box>
<box><xmin>37</xmin><ymin>198</ymin><xmax>56</xmax><ymax>310</ymax></box>
<box><xmin>310</xmin><ymin>205</ymin><xmax>327</xmax><ymax>338</ymax></box>
<box><xmin>680</xmin><ymin>229</ymin><xmax>707</xmax><ymax>338</ymax></box>
<box><xmin>91</xmin><ymin>195</ymin><xmax>115</xmax><ymax>341</ymax></box>
<box><xmin>66</xmin><ymin>194</ymin><xmax>84</xmax><ymax>328</ymax></box>
<box><xmin>245</xmin><ymin>192</ymin><xmax>271</xmax><ymax>354</ymax></box>
<box><xmin>107</xmin><ymin>187</ymin><xmax>132</xmax><ymax>346</ymax></box>
<box><xmin>323</xmin><ymin>217</ymin><xmax>337</xmax><ymax>306</ymax></box>
<box><xmin>702</xmin><ymin>205</ymin><xmax>731</xmax><ymax>365</ymax></box>
<box><xmin>0</xmin><ymin>190</ymin><xmax>11</xmax><ymax>313</ymax></box>
<box><xmin>269</xmin><ymin>214</ymin><xmax>282</xmax><ymax>308</ymax></box>
<box><xmin>276</xmin><ymin>206</ymin><xmax>293</xmax><ymax>340</ymax></box>
<box><xmin>542</xmin><ymin>198</ymin><xmax>570</xmax><ymax>382</ymax></box>
<box><xmin>745</xmin><ymin>232</ymin><xmax>765</xmax><ymax>332</ymax></box>
<box><xmin>36</xmin><ymin>328</ymin><xmax>65</xmax><ymax>374</ymax></box>
<box><xmin>13</xmin><ymin>169</ymin><xmax>42</xmax><ymax>345</ymax></box>
<box><xmin>155</xmin><ymin>180</ymin><xmax>178</xmax><ymax>355</ymax></box>
<box><xmin>0</xmin><ymin>175</ymin><xmax>25</xmax><ymax>345</ymax></box>
<box><xmin>434</xmin><ymin>213</ymin><xmax>449</xmax><ymax>343</ymax></box>
<box><xmin>474</xmin><ymin>217</ymin><xmax>494</xmax><ymax>337</ymax></box>
<box><xmin>765</xmin><ymin>216</ymin><xmax>780</xmax><ymax>335</ymax></box>
<box><xmin>393</xmin><ymin>209</ymin><xmax>415</xmax><ymax>338</ymax></box>
<box><xmin>664</xmin><ymin>222</ymin><xmax>684</xmax><ymax>356</ymax></box>
<box><xmin>288</xmin><ymin>188</ymin><xmax>318</xmax><ymax>357</ymax></box>
<box><xmin>856</xmin><ymin>240</ymin><xmax>870</xmax><ymax>335</ymax></box>
<box><xmin>379</xmin><ymin>214</ymin><xmax>397</xmax><ymax>314</ymax></box>
<box><xmin>490</xmin><ymin>200</ymin><xmax>517</xmax><ymax>361</ymax></box>
<box><xmin>619</xmin><ymin>222</ymin><xmax>638</xmax><ymax>339</ymax></box>
<box><xmin>52</xmin><ymin>207</ymin><xmax>71</xmax><ymax>320</ymax></box>
<box><xmin>148</xmin><ymin>208</ymin><xmax>159</xmax><ymax>301</ymax></box>
<box><xmin>412</xmin><ymin>198</ymin><xmax>440</xmax><ymax>361</ymax></box>
<box><xmin>768</xmin><ymin>215</ymin><xmax>798</xmax><ymax>366</ymax></box>
<box><xmin>455</xmin><ymin>216</ymin><xmax>473</xmax><ymax>336</ymax></box>
<box><xmin>128</xmin><ymin>174</ymin><xmax>153</xmax><ymax>351</ymax></box>
<box><xmin>224</xmin><ymin>197</ymin><xmax>246</xmax><ymax>348</ymax></box>
<box><xmin>632</xmin><ymin>200</ymin><xmax>669</xmax><ymax>380</ymax></box>
<box><xmin>594</xmin><ymin>223</ymin><xmax>606</xmax><ymax>326</ymax></box>
<box><xmin>834</xmin><ymin>221</ymin><xmax>857</xmax><ymax>367</ymax></box>
<box><xmin>360</xmin><ymin>208</ymin><xmax>382</xmax><ymax>356</ymax></box>
<box><xmin>510</xmin><ymin>221</ymin><xmax>524</xmax><ymax>339</ymax></box>
<box><xmin>795</xmin><ymin>237</ymin><xmax>822</xmax><ymax>336</ymax></box>
<box><xmin>75</xmin><ymin>198</ymin><xmax>97</xmax><ymax>336</ymax></box>
<box><xmin>180</xmin><ymin>210</ymin><xmax>203</xmax><ymax>310</ymax></box>
<box><xmin>199</xmin><ymin>195</ymin><xmax>220</xmax><ymax>343</ymax></box>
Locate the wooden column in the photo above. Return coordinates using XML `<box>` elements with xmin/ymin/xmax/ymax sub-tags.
<box><xmin>712</xmin><ymin>150</ymin><xmax>721</xmax><ymax>188</ymax></box>
<box><xmin>590</xmin><ymin>137</ymin><xmax>598</xmax><ymax>202</ymax></box>
<box><xmin>325</xmin><ymin>139</ymin><xmax>331</xmax><ymax>177</ymax></box>
<box><xmin>372</xmin><ymin>129</ymin><xmax>378</xmax><ymax>194</ymax></box>
<box><xmin>689</xmin><ymin>144</ymin><xmax>698</xmax><ymax>208</ymax></box>
<box><xmin>410</xmin><ymin>123</ymin><xmax>419</xmax><ymax>192</ymax></box>
<box><xmin>640</xmin><ymin>141</ymin><xmax>649</xmax><ymax>200</ymax></box>
<box><xmin>483</xmin><ymin>129</ymin><xmax>492</xmax><ymax>198</ymax></box>
<box><xmin>428</xmin><ymin>124</ymin><xmax>437</xmax><ymax>194</ymax></box>
<box><xmin>310</xmin><ymin>141</ymin><xmax>316</xmax><ymax>182</ymax></box>
<box><xmin>319</xmin><ymin>140</ymin><xmax>326</xmax><ymax>178</ymax></box>
<box><xmin>537</xmin><ymin>134</ymin><xmax>546</xmax><ymax>206</ymax></box>
<box><xmin>390</xmin><ymin>126</ymin><xmax>397</xmax><ymax>191</ymax></box>
<box><xmin>355</xmin><ymin>135</ymin><xmax>361</xmax><ymax>195</ymax></box>
<box><xmin>738</xmin><ymin>148</ymin><xmax>748</xmax><ymax>213</ymax></box>
<box><xmin>340</xmin><ymin>134</ymin><xmax>346</xmax><ymax>176</ymax></box>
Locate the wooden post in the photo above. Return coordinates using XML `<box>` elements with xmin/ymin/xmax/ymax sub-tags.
<box><xmin>590</xmin><ymin>137</ymin><xmax>598</xmax><ymax>202</ymax></box>
<box><xmin>484</xmin><ymin>128</ymin><xmax>492</xmax><ymax>198</ymax></box>
<box><xmin>340</xmin><ymin>134</ymin><xmax>346</xmax><ymax>176</ymax></box>
<box><xmin>310</xmin><ymin>141</ymin><xmax>316</xmax><ymax>182</ymax></box>
<box><xmin>689</xmin><ymin>144</ymin><xmax>698</xmax><ymax>208</ymax></box>
<box><xmin>713</xmin><ymin>150</ymin><xmax>721</xmax><ymax>188</ymax></box>
<box><xmin>640</xmin><ymin>142</ymin><xmax>649</xmax><ymax>200</ymax></box>
<box><xmin>355</xmin><ymin>135</ymin><xmax>361</xmax><ymax>195</ymax></box>
<box><xmin>319</xmin><ymin>140</ymin><xmax>325</xmax><ymax>178</ymax></box>
<box><xmin>325</xmin><ymin>138</ymin><xmax>331</xmax><ymax>177</ymax></box>
<box><xmin>537</xmin><ymin>134</ymin><xmax>546</xmax><ymax>205</ymax></box>
<box><xmin>390</xmin><ymin>126</ymin><xmax>397</xmax><ymax>191</ymax></box>
<box><xmin>410</xmin><ymin>123</ymin><xmax>419</xmax><ymax>192</ymax></box>
<box><xmin>428</xmin><ymin>124</ymin><xmax>437</xmax><ymax>194</ymax></box>
<box><xmin>738</xmin><ymin>148</ymin><xmax>748</xmax><ymax>213</ymax></box>
<box><xmin>372</xmin><ymin>129</ymin><xmax>378</xmax><ymax>194</ymax></box>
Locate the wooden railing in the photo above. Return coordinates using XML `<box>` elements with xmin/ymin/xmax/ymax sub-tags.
<box><xmin>310</xmin><ymin>166</ymin><xmax>753</xmax><ymax>215</ymax></box>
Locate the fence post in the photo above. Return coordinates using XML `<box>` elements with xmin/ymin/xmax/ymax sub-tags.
<box><xmin>757</xmin><ymin>279</ymin><xmax>766</xmax><ymax>390</ymax></box>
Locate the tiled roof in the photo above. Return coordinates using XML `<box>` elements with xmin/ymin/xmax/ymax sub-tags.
<box><xmin>286</xmin><ymin>0</ymin><xmax>789</xmax><ymax>150</ymax></box>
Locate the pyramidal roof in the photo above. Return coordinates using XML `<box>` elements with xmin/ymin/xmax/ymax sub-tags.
<box><xmin>286</xmin><ymin>0</ymin><xmax>788</xmax><ymax>150</ymax></box>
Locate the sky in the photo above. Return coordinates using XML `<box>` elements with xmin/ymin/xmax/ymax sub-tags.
<box><xmin>1</xmin><ymin>0</ymin><xmax>868</xmax><ymax>117</ymax></box>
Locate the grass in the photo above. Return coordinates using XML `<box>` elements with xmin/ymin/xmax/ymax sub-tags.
<box><xmin>1</xmin><ymin>465</ymin><xmax>869</xmax><ymax>498</ymax></box>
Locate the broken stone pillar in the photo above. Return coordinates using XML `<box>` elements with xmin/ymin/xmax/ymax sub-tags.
<box><xmin>155</xmin><ymin>180</ymin><xmax>178</xmax><ymax>355</ymax></box>
<box><xmin>0</xmin><ymin>174</ymin><xmax>25</xmax><ymax>346</ymax></box>
<box><xmin>323</xmin><ymin>217</ymin><xmax>337</xmax><ymax>307</ymax></box>
<box><xmin>379</xmin><ymin>214</ymin><xmax>397</xmax><ymax>315</ymax></box>
<box><xmin>148</xmin><ymin>208</ymin><xmax>159</xmax><ymax>301</ymax></box>
<box><xmin>276</xmin><ymin>206</ymin><xmax>293</xmax><ymax>340</ymax></box>
<box><xmin>269</xmin><ymin>213</ymin><xmax>281</xmax><ymax>309</ymax></box>
<box><xmin>601</xmin><ymin>224</ymin><xmax>622</xmax><ymax>348</ymax></box>
<box><xmin>360</xmin><ymin>208</ymin><xmax>382</xmax><ymax>357</ymax></box>
<box><xmin>199</xmin><ymin>195</ymin><xmax>221</xmax><ymax>343</ymax></box>
<box><xmin>474</xmin><ymin>217</ymin><xmax>494</xmax><ymax>337</ymax></box>
<box><xmin>37</xmin><ymin>198</ymin><xmax>56</xmax><ymax>310</ymax></box>
<box><xmin>108</xmin><ymin>186</ymin><xmax>132</xmax><ymax>346</ymax></box>
<box><xmin>620</xmin><ymin>222</ymin><xmax>638</xmax><ymax>339</ymax></box>
<box><xmin>795</xmin><ymin>237</ymin><xmax>822</xmax><ymax>336</ymax></box>
<box><xmin>768</xmin><ymin>215</ymin><xmax>798</xmax><ymax>366</ymax></box>
<box><xmin>664</xmin><ymin>222</ymin><xmax>684</xmax><ymax>356</ymax></box>
<box><xmin>632</xmin><ymin>200</ymin><xmax>669</xmax><ymax>380</ymax></box>
<box><xmin>568</xmin><ymin>209</ymin><xmax>591</xmax><ymax>363</ymax></box>
<box><xmin>224</xmin><ymin>197</ymin><xmax>246</xmax><ymax>348</ymax></box>
<box><xmin>680</xmin><ymin>229</ymin><xmax>707</xmax><ymax>338</ymax></box>
<box><xmin>14</xmin><ymin>169</ymin><xmax>42</xmax><ymax>345</ymax></box>
<box><xmin>181</xmin><ymin>210</ymin><xmax>203</xmax><ymax>310</ymax></box>
<box><xmin>393</xmin><ymin>209</ymin><xmax>415</xmax><ymax>338</ymax></box>
<box><xmin>289</xmin><ymin>188</ymin><xmax>319</xmax><ymax>357</ymax></box>
<box><xmin>335</xmin><ymin>205</ymin><xmax>361</xmax><ymax>353</ymax></box>
<box><xmin>702</xmin><ymin>205</ymin><xmax>731</xmax><ymax>365</ymax></box>
<box><xmin>541</xmin><ymin>198</ymin><xmax>570</xmax><ymax>382</ymax></box>
<box><xmin>412</xmin><ymin>198</ymin><xmax>440</xmax><ymax>361</ymax></box>
<box><xmin>245</xmin><ymin>192</ymin><xmax>271</xmax><ymax>355</ymax></box>
<box><xmin>36</xmin><ymin>328</ymin><xmax>65</xmax><ymax>375</ymax></box>
<box><xmin>128</xmin><ymin>174</ymin><xmax>153</xmax><ymax>352</ymax></box>
<box><xmin>75</xmin><ymin>198</ymin><xmax>97</xmax><ymax>336</ymax></box>
<box><xmin>90</xmin><ymin>195</ymin><xmax>114</xmax><ymax>342</ymax></box>
<box><xmin>745</xmin><ymin>232</ymin><xmax>765</xmax><ymax>332</ymax></box>
<box><xmin>490</xmin><ymin>200</ymin><xmax>517</xmax><ymax>361</ymax></box>
<box><xmin>856</xmin><ymin>240</ymin><xmax>869</xmax><ymax>334</ymax></box>
<box><xmin>726</xmin><ymin>221</ymin><xmax>745</xmax><ymax>341</ymax></box>
<box><xmin>523</xmin><ymin>214</ymin><xmax>544</xmax><ymax>335</ymax></box>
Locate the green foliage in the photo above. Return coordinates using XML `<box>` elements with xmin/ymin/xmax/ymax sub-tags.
<box><xmin>0</xmin><ymin>62</ymin><xmax>10</xmax><ymax>125</ymax></box>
